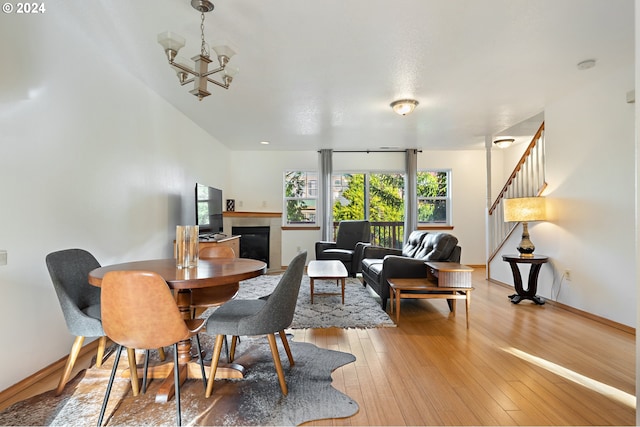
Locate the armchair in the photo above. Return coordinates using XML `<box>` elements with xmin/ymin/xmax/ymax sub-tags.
<box><xmin>315</xmin><ymin>220</ymin><xmax>371</xmax><ymax>277</ymax></box>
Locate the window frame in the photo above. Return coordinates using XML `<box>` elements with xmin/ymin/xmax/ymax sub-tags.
<box><xmin>282</xmin><ymin>170</ymin><xmax>318</xmax><ymax>227</ymax></box>
<box><xmin>417</xmin><ymin>169</ymin><xmax>452</xmax><ymax>226</ymax></box>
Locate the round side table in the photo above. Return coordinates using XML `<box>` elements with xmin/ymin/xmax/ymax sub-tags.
<box><xmin>502</xmin><ymin>254</ymin><xmax>549</xmax><ymax>305</ymax></box>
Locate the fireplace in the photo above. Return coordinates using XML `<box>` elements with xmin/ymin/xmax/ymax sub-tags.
<box><xmin>232</xmin><ymin>226</ymin><xmax>270</xmax><ymax>267</ymax></box>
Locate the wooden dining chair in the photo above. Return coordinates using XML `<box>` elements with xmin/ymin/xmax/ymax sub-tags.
<box><xmin>191</xmin><ymin>245</ymin><xmax>238</xmax><ymax>317</ymax></box>
<box><xmin>204</xmin><ymin>251</ymin><xmax>307</xmax><ymax>398</ymax></box>
<box><xmin>97</xmin><ymin>270</ymin><xmax>206</xmax><ymax>426</ymax></box>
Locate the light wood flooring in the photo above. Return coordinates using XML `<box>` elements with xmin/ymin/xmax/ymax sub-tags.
<box><xmin>295</xmin><ymin>269</ymin><xmax>635</xmax><ymax>426</ymax></box>
<box><xmin>1</xmin><ymin>268</ymin><xmax>635</xmax><ymax>425</ymax></box>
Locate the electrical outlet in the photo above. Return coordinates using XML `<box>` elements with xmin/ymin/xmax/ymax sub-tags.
<box><xmin>564</xmin><ymin>269</ymin><xmax>572</xmax><ymax>281</ymax></box>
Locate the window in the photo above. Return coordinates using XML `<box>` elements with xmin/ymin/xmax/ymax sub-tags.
<box><xmin>331</xmin><ymin>172</ymin><xmax>404</xmax><ymax>247</ymax></box>
<box><xmin>283</xmin><ymin>171</ymin><xmax>317</xmax><ymax>225</ymax></box>
<box><xmin>417</xmin><ymin>170</ymin><xmax>451</xmax><ymax>224</ymax></box>
<box><xmin>331</xmin><ymin>173</ymin><xmax>366</xmax><ymax>220</ymax></box>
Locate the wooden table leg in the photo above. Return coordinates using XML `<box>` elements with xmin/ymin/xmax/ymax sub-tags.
<box><xmin>465</xmin><ymin>290</ymin><xmax>471</xmax><ymax>329</ymax></box>
<box><xmin>310</xmin><ymin>278</ymin><xmax>314</xmax><ymax>304</ymax></box>
<box><xmin>146</xmin><ymin>289</ymin><xmax>247</xmax><ymax>403</ymax></box>
<box><xmin>395</xmin><ymin>289</ymin><xmax>401</xmax><ymax>324</ymax></box>
<box><xmin>341</xmin><ymin>278</ymin><xmax>345</xmax><ymax>304</ymax></box>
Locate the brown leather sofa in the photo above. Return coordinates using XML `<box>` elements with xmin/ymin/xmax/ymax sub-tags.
<box><xmin>360</xmin><ymin>231</ymin><xmax>461</xmax><ymax>309</ymax></box>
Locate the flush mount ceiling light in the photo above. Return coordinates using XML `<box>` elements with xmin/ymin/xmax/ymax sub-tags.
<box><xmin>390</xmin><ymin>99</ymin><xmax>419</xmax><ymax>116</ymax></box>
<box><xmin>157</xmin><ymin>0</ymin><xmax>238</xmax><ymax>101</ymax></box>
<box><xmin>577</xmin><ymin>59</ymin><xmax>596</xmax><ymax>70</ymax></box>
<box><xmin>493</xmin><ymin>138</ymin><xmax>515</xmax><ymax>148</ymax></box>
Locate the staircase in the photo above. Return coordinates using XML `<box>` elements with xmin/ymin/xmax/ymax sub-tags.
<box><xmin>488</xmin><ymin>122</ymin><xmax>547</xmax><ymax>262</ymax></box>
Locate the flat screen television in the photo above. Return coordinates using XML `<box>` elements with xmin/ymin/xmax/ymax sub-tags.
<box><xmin>195</xmin><ymin>183</ymin><xmax>223</xmax><ymax>236</ymax></box>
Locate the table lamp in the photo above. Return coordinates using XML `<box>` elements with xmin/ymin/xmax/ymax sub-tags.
<box><xmin>503</xmin><ymin>197</ymin><xmax>547</xmax><ymax>258</ymax></box>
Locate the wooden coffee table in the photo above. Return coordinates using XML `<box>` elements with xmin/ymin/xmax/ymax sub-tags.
<box><xmin>307</xmin><ymin>260</ymin><xmax>348</xmax><ymax>304</ymax></box>
<box><xmin>388</xmin><ymin>263</ymin><xmax>474</xmax><ymax>328</ymax></box>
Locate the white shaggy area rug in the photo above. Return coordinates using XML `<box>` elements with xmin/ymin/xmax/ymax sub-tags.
<box><xmin>202</xmin><ymin>274</ymin><xmax>395</xmax><ymax>329</ymax></box>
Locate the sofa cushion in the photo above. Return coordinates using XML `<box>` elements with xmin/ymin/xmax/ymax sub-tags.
<box><xmin>402</xmin><ymin>231</ymin><xmax>428</xmax><ymax>257</ymax></box>
<box><xmin>361</xmin><ymin>257</ymin><xmax>383</xmax><ymax>275</ymax></box>
<box><xmin>414</xmin><ymin>232</ymin><xmax>458</xmax><ymax>261</ymax></box>
<box><xmin>361</xmin><ymin>258</ymin><xmax>384</xmax><ymax>283</ymax></box>
<box><xmin>318</xmin><ymin>248</ymin><xmax>354</xmax><ymax>262</ymax></box>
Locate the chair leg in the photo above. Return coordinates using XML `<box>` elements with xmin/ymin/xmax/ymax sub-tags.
<box><xmin>142</xmin><ymin>350</ymin><xmax>150</xmax><ymax>394</ymax></box>
<box><xmin>278</xmin><ymin>330</ymin><xmax>294</xmax><ymax>366</ymax></box>
<box><xmin>95</xmin><ymin>336</ymin><xmax>107</xmax><ymax>368</ymax></box>
<box><xmin>126</xmin><ymin>348</ymin><xmax>140</xmax><ymax>396</ymax></box>
<box><xmin>267</xmin><ymin>333</ymin><xmax>288</xmax><ymax>395</ymax></box>
<box><xmin>229</xmin><ymin>336</ymin><xmax>238</xmax><ymax>363</ymax></box>
<box><xmin>56</xmin><ymin>335</ymin><xmax>85</xmax><ymax>396</ymax></box>
<box><xmin>194</xmin><ymin>334</ymin><xmax>207</xmax><ymax>391</ymax></box>
<box><xmin>173</xmin><ymin>343</ymin><xmax>182</xmax><ymax>426</ymax></box>
<box><xmin>205</xmin><ymin>335</ymin><xmax>225</xmax><ymax>398</ymax></box>
<box><xmin>97</xmin><ymin>345</ymin><xmax>123</xmax><ymax>427</ymax></box>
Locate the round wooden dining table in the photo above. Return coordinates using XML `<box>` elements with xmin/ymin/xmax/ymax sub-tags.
<box><xmin>89</xmin><ymin>257</ymin><xmax>267</xmax><ymax>402</ymax></box>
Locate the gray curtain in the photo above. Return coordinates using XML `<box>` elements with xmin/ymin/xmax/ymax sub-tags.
<box><xmin>319</xmin><ymin>149</ymin><xmax>333</xmax><ymax>241</ymax></box>
<box><xmin>404</xmin><ymin>149</ymin><xmax>418</xmax><ymax>244</ymax></box>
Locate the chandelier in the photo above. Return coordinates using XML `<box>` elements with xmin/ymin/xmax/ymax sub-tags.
<box><xmin>157</xmin><ymin>0</ymin><xmax>238</xmax><ymax>101</ymax></box>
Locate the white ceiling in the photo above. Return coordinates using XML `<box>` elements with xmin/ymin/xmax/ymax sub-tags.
<box><xmin>51</xmin><ymin>0</ymin><xmax>637</xmax><ymax>151</ymax></box>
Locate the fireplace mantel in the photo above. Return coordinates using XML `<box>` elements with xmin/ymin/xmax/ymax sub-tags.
<box><xmin>223</xmin><ymin>211</ymin><xmax>282</xmax><ymax>218</ymax></box>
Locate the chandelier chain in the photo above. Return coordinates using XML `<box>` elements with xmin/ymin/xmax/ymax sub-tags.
<box><xmin>200</xmin><ymin>12</ymin><xmax>209</xmax><ymax>57</ymax></box>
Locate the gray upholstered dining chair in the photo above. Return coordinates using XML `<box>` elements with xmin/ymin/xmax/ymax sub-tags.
<box><xmin>46</xmin><ymin>248</ymin><xmax>107</xmax><ymax>396</ymax></box>
<box><xmin>204</xmin><ymin>251</ymin><xmax>307</xmax><ymax>398</ymax></box>
<box><xmin>97</xmin><ymin>270</ymin><xmax>207</xmax><ymax>427</ymax></box>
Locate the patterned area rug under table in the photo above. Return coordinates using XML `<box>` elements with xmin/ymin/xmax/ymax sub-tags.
<box><xmin>201</xmin><ymin>274</ymin><xmax>396</xmax><ymax>329</ymax></box>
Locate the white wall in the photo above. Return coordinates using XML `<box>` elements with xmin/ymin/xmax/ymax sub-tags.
<box><xmin>490</xmin><ymin>63</ymin><xmax>636</xmax><ymax>327</ymax></box>
<box><xmin>227</xmin><ymin>149</ymin><xmax>488</xmax><ymax>266</ymax></box>
<box><xmin>0</xmin><ymin>12</ymin><xmax>229</xmax><ymax>390</ymax></box>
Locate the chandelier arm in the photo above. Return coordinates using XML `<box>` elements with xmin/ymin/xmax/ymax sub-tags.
<box><xmin>202</xmin><ymin>66</ymin><xmax>225</xmax><ymax>78</ymax></box>
<box><xmin>180</xmin><ymin>77</ymin><xmax>196</xmax><ymax>86</ymax></box>
<box><xmin>169</xmin><ymin>60</ymin><xmax>200</xmax><ymax>77</ymax></box>
<box><xmin>206</xmin><ymin>77</ymin><xmax>229</xmax><ymax>89</ymax></box>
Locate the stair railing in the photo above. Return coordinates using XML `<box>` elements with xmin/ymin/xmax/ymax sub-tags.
<box><xmin>488</xmin><ymin>122</ymin><xmax>547</xmax><ymax>262</ymax></box>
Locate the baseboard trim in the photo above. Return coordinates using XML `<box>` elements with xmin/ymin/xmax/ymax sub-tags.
<box><xmin>0</xmin><ymin>338</ymin><xmax>102</xmax><ymax>409</ymax></box>
<box><xmin>488</xmin><ymin>279</ymin><xmax>635</xmax><ymax>335</ymax></box>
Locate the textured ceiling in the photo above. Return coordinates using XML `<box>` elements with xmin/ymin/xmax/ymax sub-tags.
<box><xmin>14</xmin><ymin>0</ymin><xmax>638</xmax><ymax>151</ymax></box>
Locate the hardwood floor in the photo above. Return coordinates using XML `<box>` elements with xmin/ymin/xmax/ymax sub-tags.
<box><xmin>1</xmin><ymin>268</ymin><xmax>635</xmax><ymax>425</ymax></box>
<box><xmin>296</xmin><ymin>268</ymin><xmax>635</xmax><ymax>426</ymax></box>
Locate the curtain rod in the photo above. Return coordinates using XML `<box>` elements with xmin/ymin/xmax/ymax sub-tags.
<box><xmin>318</xmin><ymin>149</ymin><xmax>422</xmax><ymax>153</ymax></box>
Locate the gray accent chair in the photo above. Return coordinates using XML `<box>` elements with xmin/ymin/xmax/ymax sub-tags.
<box><xmin>204</xmin><ymin>251</ymin><xmax>307</xmax><ymax>398</ymax></box>
<box><xmin>361</xmin><ymin>231</ymin><xmax>461</xmax><ymax>310</ymax></box>
<box><xmin>315</xmin><ymin>220</ymin><xmax>370</xmax><ymax>277</ymax></box>
<box><xmin>46</xmin><ymin>248</ymin><xmax>107</xmax><ymax>396</ymax></box>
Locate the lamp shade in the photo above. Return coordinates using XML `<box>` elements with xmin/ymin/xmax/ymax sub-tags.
<box><xmin>157</xmin><ymin>31</ymin><xmax>186</xmax><ymax>53</ymax></box>
<box><xmin>503</xmin><ymin>197</ymin><xmax>546</xmax><ymax>222</ymax></box>
<box><xmin>212</xmin><ymin>44</ymin><xmax>236</xmax><ymax>59</ymax></box>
